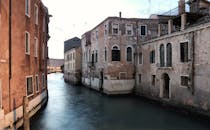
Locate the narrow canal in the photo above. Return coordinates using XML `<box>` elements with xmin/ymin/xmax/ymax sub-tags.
<box><xmin>30</xmin><ymin>73</ymin><xmax>210</xmax><ymax>130</ymax></box>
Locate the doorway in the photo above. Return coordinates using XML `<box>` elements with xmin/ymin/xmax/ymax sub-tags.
<box><xmin>162</xmin><ymin>73</ymin><xmax>170</xmax><ymax>99</ymax></box>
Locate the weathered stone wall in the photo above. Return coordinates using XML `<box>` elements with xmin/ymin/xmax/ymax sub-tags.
<box><xmin>0</xmin><ymin>0</ymin><xmax>49</xmax><ymax>128</ymax></box>
<box><xmin>136</xmin><ymin>21</ymin><xmax>210</xmax><ymax>111</ymax></box>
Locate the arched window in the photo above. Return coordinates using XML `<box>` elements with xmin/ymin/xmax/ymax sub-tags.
<box><xmin>160</xmin><ymin>44</ymin><xmax>165</xmax><ymax>67</ymax></box>
<box><xmin>112</xmin><ymin>46</ymin><xmax>120</xmax><ymax>61</ymax></box>
<box><xmin>127</xmin><ymin>47</ymin><xmax>132</xmax><ymax>62</ymax></box>
<box><xmin>166</xmin><ymin>43</ymin><xmax>172</xmax><ymax>67</ymax></box>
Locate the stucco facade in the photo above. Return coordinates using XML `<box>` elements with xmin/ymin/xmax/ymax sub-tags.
<box><xmin>0</xmin><ymin>0</ymin><xmax>50</xmax><ymax>129</ymax></box>
<box><xmin>81</xmin><ymin>16</ymin><xmax>158</xmax><ymax>94</ymax></box>
<box><xmin>64</xmin><ymin>37</ymin><xmax>82</xmax><ymax>85</ymax></box>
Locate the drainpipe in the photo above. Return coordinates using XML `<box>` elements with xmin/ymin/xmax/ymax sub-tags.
<box><xmin>9</xmin><ymin>0</ymin><xmax>12</xmax><ymax>111</ymax></box>
<box><xmin>190</xmin><ymin>32</ymin><xmax>195</xmax><ymax>95</ymax></box>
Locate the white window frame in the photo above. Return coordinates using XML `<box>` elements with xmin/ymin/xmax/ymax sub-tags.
<box><xmin>35</xmin><ymin>75</ymin><xmax>39</xmax><ymax>93</ymax></box>
<box><xmin>140</xmin><ymin>25</ymin><xmax>147</xmax><ymax>36</ymax></box>
<box><xmin>126</xmin><ymin>24</ymin><xmax>133</xmax><ymax>36</ymax></box>
<box><xmin>112</xmin><ymin>23</ymin><xmax>119</xmax><ymax>35</ymax></box>
<box><xmin>26</xmin><ymin>75</ymin><xmax>34</xmax><ymax>97</ymax></box>
<box><xmin>25</xmin><ymin>31</ymin><xmax>30</xmax><ymax>55</ymax></box>
<box><xmin>34</xmin><ymin>37</ymin><xmax>38</xmax><ymax>57</ymax></box>
<box><xmin>34</xmin><ymin>4</ymin><xmax>38</xmax><ymax>25</ymax></box>
<box><xmin>25</xmin><ymin>0</ymin><xmax>31</xmax><ymax>17</ymax></box>
<box><xmin>125</xmin><ymin>45</ymin><xmax>134</xmax><ymax>62</ymax></box>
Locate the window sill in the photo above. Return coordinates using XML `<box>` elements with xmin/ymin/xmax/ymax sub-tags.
<box><xmin>25</xmin><ymin>14</ymin><xmax>30</xmax><ymax>18</ymax></box>
<box><xmin>27</xmin><ymin>93</ymin><xmax>34</xmax><ymax>98</ymax></box>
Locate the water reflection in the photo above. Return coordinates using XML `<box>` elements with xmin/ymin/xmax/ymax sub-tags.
<box><xmin>29</xmin><ymin>73</ymin><xmax>210</xmax><ymax>130</ymax></box>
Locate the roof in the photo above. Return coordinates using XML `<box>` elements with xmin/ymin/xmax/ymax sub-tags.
<box><xmin>47</xmin><ymin>59</ymin><xmax>64</xmax><ymax>67</ymax></box>
<box><xmin>64</xmin><ymin>37</ymin><xmax>81</xmax><ymax>53</ymax></box>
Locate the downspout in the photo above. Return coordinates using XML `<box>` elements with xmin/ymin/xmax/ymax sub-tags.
<box><xmin>190</xmin><ymin>32</ymin><xmax>195</xmax><ymax>95</ymax></box>
<box><xmin>9</xmin><ymin>0</ymin><xmax>12</xmax><ymax>111</ymax></box>
<box><xmin>133</xmin><ymin>20</ymin><xmax>139</xmax><ymax>92</ymax></box>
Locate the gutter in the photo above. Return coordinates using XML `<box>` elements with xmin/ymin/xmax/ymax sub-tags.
<box><xmin>9</xmin><ymin>0</ymin><xmax>12</xmax><ymax>111</ymax></box>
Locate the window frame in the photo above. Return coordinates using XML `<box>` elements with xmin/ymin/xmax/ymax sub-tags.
<box><xmin>34</xmin><ymin>4</ymin><xmax>38</xmax><ymax>25</ymax></box>
<box><xmin>180</xmin><ymin>42</ymin><xmax>189</xmax><ymax>63</ymax></box>
<box><xmin>150</xmin><ymin>50</ymin><xmax>155</xmax><ymax>64</ymax></box>
<box><xmin>140</xmin><ymin>25</ymin><xmax>147</xmax><ymax>36</ymax></box>
<box><xmin>35</xmin><ymin>74</ymin><xmax>39</xmax><ymax>93</ymax></box>
<box><xmin>25</xmin><ymin>0</ymin><xmax>31</xmax><ymax>17</ymax></box>
<box><xmin>34</xmin><ymin>37</ymin><xmax>38</xmax><ymax>58</ymax></box>
<box><xmin>180</xmin><ymin>75</ymin><xmax>189</xmax><ymax>87</ymax></box>
<box><xmin>126</xmin><ymin>46</ymin><xmax>133</xmax><ymax>62</ymax></box>
<box><xmin>25</xmin><ymin>31</ymin><xmax>30</xmax><ymax>55</ymax></box>
<box><xmin>112</xmin><ymin>23</ymin><xmax>119</xmax><ymax>35</ymax></box>
<box><xmin>111</xmin><ymin>45</ymin><xmax>120</xmax><ymax>61</ymax></box>
<box><xmin>126</xmin><ymin>24</ymin><xmax>133</xmax><ymax>36</ymax></box>
<box><xmin>26</xmin><ymin>75</ymin><xmax>34</xmax><ymax>97</ymax></box>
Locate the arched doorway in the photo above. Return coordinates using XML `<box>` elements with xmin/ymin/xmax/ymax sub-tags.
<box><xmin>162</xmin><ymin>73</ymin><xmax>170</xmax><ymax>99</ymax></box>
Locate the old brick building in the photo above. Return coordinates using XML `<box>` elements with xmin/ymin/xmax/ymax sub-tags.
<box><xmin>64</xmin><ymin>37</ymin><xmax>82</xmax><ymax>85</ymax></box>
<box><xmin>0</xmin><ymin>0</ymin><xmax>50</xmax><ymax>129</ymax></box>
<box><xmin>81</xmin><ymin>15</ymin><xmax>158</xmax><ymax>94</ymax></box>
<box><xmin>135</xmin><ymin>0</ymin><xmax>210</xmax><ymax>115</ymax></box>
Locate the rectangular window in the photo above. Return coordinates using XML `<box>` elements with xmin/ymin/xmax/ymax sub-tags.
<box><xmin>138</xmin><ymin>74</ymin><xmax>141</xmax><ymax>84</ymax></box>
<box><xmin>112</xmin><ymin>50</ymin><xmax>120</xmax><ymax>61</ymax></box>
<box><xmin>25</xmin><ymin>0</ymin><xmax>30</xmax><ymax>17</ymax></box>
<box><xmin>26</xmin><ymin>76</ymin><xmax>33</xmax><ymax>96</ymax></box>
<box><xmin>42</xmin><ymin>44</ymin><xmax>45</xmax><ymax>59</ymax></box>
<box><xmin>139</xmin><ymin>53</ymin><xmax>142</xmax><ymax>64</ymax></box>
<box><xmin>34</xmin><ymin>37</ymin><xmax>38</xmax><ymax>57</ymax></box>
<box><xmin>140</xmin><ymin>25</ymin><xmax>147</xmax><ymax>36</ymax></box>
<box><xmin>181</xmin><ymin>76</ymin><xmax>189</xmax><ymax>87</ymax></box>
<box><xmin>25</xmin><ymin>32</ymin><xmax>30</xmax><ymax>55</ymax></box>
<box><xmin>180</xmin><ymin>42</ymin><xmax>188</xmax><ymax>62</ymax></box>
<box><xmin>152</xmin><ymin>75</ymin><xmax>156</xmax><ymax>86</ymax></box>
<box><xmin>35</xmin><ymin>75</ymin><xmax>39</xmax><ymax>92</ymax></box>
<box><xmin>42</xmin><ymin>74</ymin><xmax>45</xmax><ymax>89</ymax></box>
<box><xmin>34</xmin><ymin>4</ymin><xmax>38</xmax><ymax>25</ymax></box>
<box><xmin>126</xmin><ymin>24</ymin><xmax>133</xmax><ymax>35</ymax></box>
<box><xmin>150</xmin><ymin>50</ymin><xmax>155</xmax><ymax>64</ymax></box>
<box><xmin>112</xmin><ymin>23</ymin><xmax>119</xmax><ymax>34</ymax></box>
<box><xmin>95</xmin><ymin>30</ymin><xmax>98</xmax><ymax>39</ymax></box>
<box><xmin>104</xmin><ymin>24</ymin><xmax>108</xmax><ymax>35</ymax></box>
<box><xmin>95</xmin><ymin>50</ymin><xmax>98</xmax><ymax>63</ymax></box>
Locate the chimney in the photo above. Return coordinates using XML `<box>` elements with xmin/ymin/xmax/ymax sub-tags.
<box><xmin>178</xmin><ymin>0</ymin><xmax>185</xmax><ymax>15</ymax></box>
<box><xmin>119</xmin><ymin>12</ymin><xmax>122</xmax><ymax>18</ymax></box>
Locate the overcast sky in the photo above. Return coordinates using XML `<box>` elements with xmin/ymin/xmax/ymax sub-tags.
<box><xmin>42</xmin><ymin>0</ymin><xmax>179</xmax><ymax>59</ymax></box>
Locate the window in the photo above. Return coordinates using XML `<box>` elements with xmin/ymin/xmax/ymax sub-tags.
<box><xmin>26</xmin><ymin>76</ymin><xmax>33</xmax><ymax>96</ymax></box>
<box><xmin>42</xmin><ymin>44</ymin><xmax>45</xmax><ymax>59</ymax></box>
<box><xmin>160</xmin><ymin>44</ymin><xmax>165</xmax><ymax>67</ymax></box>
<box><xmin>34</xmin><ymin>37</ymin><xmax>38</xmax><ymax>57</ymax></box>
<box><xmin>181</xmin><ymin>76</ymin><xmax>189</xmax><ymax>87</ymax></box>
<box><xmin>126</xmin><ymin>24</ymin><xmax>133</xmax><ymax>35</ymax></box>
<box><xmin>180</xmin><ymin>42</ymin><xmax>188</xmax><ymax>62</ymax></box>
<box><xmin>166</xmin><ymin>43</ymin><xmax>172</xmax><ymax>67</ymax></box>
<box><xmin>138</xmin><ymin>74</ymin><xmax>141</xmax><ymax>84</ymax></box>
<box><xmin>25</xmin><ymin>32</ymin><xmax>30</xmax><ymax>55</ymax></box>
<box><xmin>92</xmin><ymin>52</ymin><xmax>95</xmax><ymax>63</ymax></box>
<box><xmin>34</xmin><ymin>4</ymin><xmax>38</xmax><ymax>25</ymax></box>
<box><xmin>35</xmin><ymin>75</ymin><xmax>39</xmax><ymax>92</ymax></box>
<box><xmin>150</xmin><ymin>50</ymin><xmax>155</xmax><ymax>64</ymax></box>
<box><xmin>95</xmin><ymin>30</ymin><xmax>98</xmax><ymax>39</ymax></box>
<box><xmin>152</xmin><ymin>75</ymin><xmax>156</xmax><ymax>86</ymax></box>
<box><xmin>139</xmin><ymin>53</ymin><xmax>142</xmax><ymax>64</ymax></box>
<box><xmin>104</xmin><ymin>24</ymin><xmax>108</xmax><ymax>35</ymax></box>
<box><xmin>105</xmin><ymin>47</ymin><xmax>107</xmax><ymax>61</ymax></box>
<box><xmin>25</xmin><ymin>0</ymin><xmax>30</xmax><ymax>17</ymax></box>
<box><xmin>42</xmin><ymin>74</ymin><xmax>45</xmax><ymax>89</ymax></box>
<box><xmin>95</xmin><ymin>50</ymin><xmax>98</xmax><ymax>63</ymax></box>
<box><xmin>119</xmin><ymin>72</ymin><xmax>127</xmax><ymax>79</ymax></box>
<box><xmin>112</xmin><ymin>46</ymin><xmax>120</xmax><ymax>61</ymax></box>
<box><xmin>140</xmin><ymin>25</ymin><xmax>147</xmax><ymax>36</ymax></box>
<box><xmin>127</xmin><ymin>47</ymin><xmax>132</xmax><ymax>62</ymax></box>
<box><xmin>112</xmin><ymin>23</ymin><xmax>119</xmax><ymax>34</ymax></box>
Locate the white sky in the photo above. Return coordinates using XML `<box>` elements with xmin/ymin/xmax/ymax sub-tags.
<box><xmin>42</xmin><ymin>0</ymin><xmax>179</xmax><ymax>59</ymax></box>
